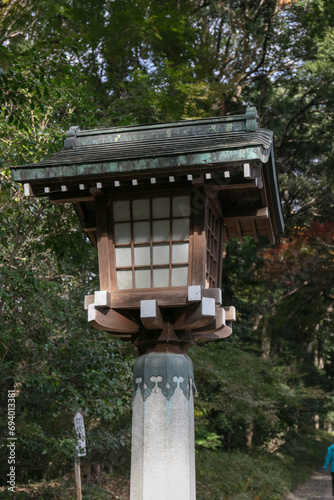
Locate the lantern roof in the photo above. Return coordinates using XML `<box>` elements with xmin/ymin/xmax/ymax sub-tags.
<box><xmin>11</xmin><ymin>107</ymin><xmax>284</xmax><ymax>242</ymax></box>
<box><xmin>13</xmin><ymin>108</ymin><xmax>270</xmax><ymax>177</ymax></box>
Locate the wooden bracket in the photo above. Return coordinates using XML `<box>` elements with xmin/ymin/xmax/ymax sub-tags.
<box><xmin>173</xmin><ymin>297</ymin><xmax>215</xmax><ymax>330</ymax></box>
<box><xmin>194</xmin><ymin>305</ymin><xmax>236</xmax><ymax>340</ymax></box>
<box><xmin>224</xmin><ymin>206</ymin><xmax>269</xmax><ymax>221</ymax></box>
<box><xmin>193</xmin><ymin>306</ymin><xmax>225</xmax><ymax>335</ymax></box>
<box><xmin>203</xmin><ymin>288</ymin><xmax>222</xmax><ymax>305</ymax></box>
<box><xmin>94</xmin><ymin>290</ymin><xmax>111</xmax><ymax>308</ymax></box>
<box><xmin>191</xmin><ymin>175</ymin><xmax>205</xmax><ymax>187</ymax></box>
<box><xmin>224</xmin><ymin>306</ymin><xmax>236</xmax><ymax>322</ymax></box>
<box><xmin>88</xmin><ymin>304</ymin><xmax>139</xmax><ymax>334</ymax></box>
<box><xmin>89</xmin><ymin>186</ymin><xmax>103</xmax><ymax>196</ymax></box>
<box><xmin>85</xmin><ymin>290</ymin><xmax>236</xmax><ymax>344</ymax></box>
<box><xmin>243</xmin><ymin>163</ymin><xmax>262</xmax><ymax>180</ymax></box>
<box><xmin>196</xmin><ymin>325</ymin><xmax>232</xmax><ymax>340</ymax></box>
<box><xmin>84</xmin><ymin>295</ymin><xmax>94</xmax><ymax>310</ymax></box>
<box><xmin>140</xmin><ymin>300</ymin><xmax>163</xmax><ymax>330</ymax></box>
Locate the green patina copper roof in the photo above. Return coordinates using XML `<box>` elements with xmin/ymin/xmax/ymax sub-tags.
<box><xmin>11</xmin><ymin>107</ymin><xmax>270</xmax><ymax>183</ymax></box>
<box><xmin>10</xmin><ymin>107</ymin><xmax>284</xmax><ymax>238</ymax></box>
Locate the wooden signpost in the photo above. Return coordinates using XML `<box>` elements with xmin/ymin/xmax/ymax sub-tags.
<box><xmin>73</xmin><ymin>410</ymin><xmax>86</xmax><ymax>500</ymax></box>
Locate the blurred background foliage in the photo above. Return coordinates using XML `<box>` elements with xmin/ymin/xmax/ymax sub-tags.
<box><xmin>0</xmin><ymin>0</ymin><xmax>333</xmax><ymax>497</ymax></box>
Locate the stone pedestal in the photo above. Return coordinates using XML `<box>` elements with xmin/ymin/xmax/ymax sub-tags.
<box><xmin>130</xmin><ymin>353</ymin><xmax>196</xmax><ymax>500</ymax></box>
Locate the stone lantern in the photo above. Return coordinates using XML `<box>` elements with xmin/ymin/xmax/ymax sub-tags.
<box><xmin>11</xmin><ymin>107</ymin><xmax>284</xmax><ymax>500</ymax></box>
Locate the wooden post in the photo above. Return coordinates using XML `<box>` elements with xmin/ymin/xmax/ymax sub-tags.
<box><xmin>73</xmin><ymin>409</ymin><xmax>86</xmax><ymax>499</ymax></box>
<box><xmin>74</xmin><ymin>458</ymin><xmax>82</xmax><ymax>500</ymax></box>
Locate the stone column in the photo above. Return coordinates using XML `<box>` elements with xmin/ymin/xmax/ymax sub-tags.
<box><xmin>130</xmin><ymin>353</ymin><xmax>196</xmax><ymax>500</ymax></box>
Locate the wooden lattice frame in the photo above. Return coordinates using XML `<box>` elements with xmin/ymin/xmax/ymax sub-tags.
<box><xmin>111</xmin><ymin>195</ymin><xmax>192</xmax><ymax>290</ymax></box>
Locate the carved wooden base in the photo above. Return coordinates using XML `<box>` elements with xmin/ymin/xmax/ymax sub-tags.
<box><xmin>85</xmin><ymin>286</ymin><xmax>236</xmax><ymax>353</ymax></box>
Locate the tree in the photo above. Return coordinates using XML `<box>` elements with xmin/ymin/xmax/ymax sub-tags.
<box><xmin>1</xmin><ymin>10</ymin><xmax>133</xmax><ymax>479</ymax></box>
<box><xmin>0</xmin><ymin>181</ymin><xmax>134</xmax><ymax>481</ymax></box>
<box><xmin>1</xmin><ymin>0</ymin><xmax>333</xmax><ymax>487</ymax></box>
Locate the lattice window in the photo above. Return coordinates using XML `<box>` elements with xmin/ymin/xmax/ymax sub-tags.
<box><xmin>112</xmin><ymin>196</ymin><xmax>191</xmax><ymax>289</ymax></box>
<box><xmin>206</xmin><ymin>205</ymin><xmax>221</xmax><ymax>288</ymax></box>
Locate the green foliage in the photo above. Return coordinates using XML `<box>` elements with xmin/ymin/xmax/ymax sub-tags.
<box><xmin>0</xmin><ymin>192</ymin><xmax>133</xmax><ymax>482</ymax></box>
<box><xmin>196</xmin><ymin>431</ymin><xmax>333</xmax><ymax>500</ymax></box>
<box><xmin>191</xmin><ymin>341</ymin><xmax>325</xmax><ymax>452</ymax></box>
<box><xmin>197</xmin><ymin>449</ymin><xmax>291</xmax><ymax>500</ymax></box>
<box><xmin>0</xmin><ymin>478</ymin><xmax>75</xmax><ymax>499</ymax></box>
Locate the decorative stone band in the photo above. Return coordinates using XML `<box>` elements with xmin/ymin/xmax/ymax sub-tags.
<box><xmin>133</xmin><ymin>353</ymin><xmax>195</xmax><ymax>401</ymax></box>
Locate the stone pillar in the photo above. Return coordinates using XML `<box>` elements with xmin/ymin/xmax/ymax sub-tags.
<box><xmin>130</xmin><ymin>353</ymin><xmax>196</xmax><ymax>500</ymax></box>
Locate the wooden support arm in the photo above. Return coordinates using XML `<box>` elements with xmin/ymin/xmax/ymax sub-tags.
<box><xmin>195</xmin><ymin>324</ymin><xmax>232</xmax><ymax>340</ymax></box>
<box><xmin>194</xmin><ymin>304</ymin><xmax>236</xmax><ymax>339</ymax></box>
<box><xmin>203</xmin><ymin>288</ymin><xmax>222</xmax><ymax>305</ymax></box>
<box><xmin>224</xmin><ymin>306</ymin><xmax>236</xmax><ymax>322</ymax></box>
<box><xmin>192</xmin><ymin>306</ymin><xmax>225</xmax><ymax>335</ymax></box>
<box><xmin>140</xmin><ymin>300</ymin><xmax>163</xmax><ymax>330</ymax></box>
<box><xmin>173</xmin><ymin>297</ymin><xmax>215</xmax><ymax>330</ymax></box>
<box><xmin>84</xmin><ymin>295</ymin><xmax>94</xmax><ymax>310</ymax></box>
<box><xmin>88</xmin><ymin>304</ymin><xmax>140</xmax><ymax>334</ymax></box>
<box><xmin>224</xmin><ymin>206</ymin><xmax>268</xmax><ymax>221</ymax></box>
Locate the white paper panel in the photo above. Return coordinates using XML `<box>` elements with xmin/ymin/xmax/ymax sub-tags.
<box><xmin>113</xmin><ymin>200</ymin><xmax>131</xmax><ymax>221</ymax></box>
<box><xmin>153</xmin><ymin>267</ymin><xmax>170</xmax><ymax>288</ymax></box>
<box><xmin>172</xmin><ymin>218</ymin><xmax>190</xmax><ymax>240</ymax></box>
<box><xmin>115</xmin><ymin>247</ymin><xmax>132</xmax><ymax>267</ymax></box>
<box><xmin>152</xmin><ymin>197</ymin><xmax>170</xmax><ymax>219</ymax></box>
<box><xmin>133</xmin><ymin>199</ymin><xmax>150</xmax><ymax>220</ymax></box>
<box><xmin>134</xmin><ymin>246</ymin><xmax>151</xmax><ymax>266</ymax></box>
<box><xmin>173</xmin><ymin>196</ymin><xmax>191</xmax><ymax>217</ymax></box>
<box><xmin>133</xmin><ymin>221</ymin><xmax>151</xmax><ymax>243</ymax></box>
<box><xmin>116</xmin><ymin>270</ymin><xmax>133</xmax><ymax>289</ymax></box>
<box><xmin>152</xmin><ymin>220</ymin><xmax>170</xmax><ymax>241</ymax></box>
<box><xmin>153</xmin><ymin>245</ymin><xmax>170</xmax><ymax>265</ymax></box>
<box><xmin>171</xmin><ymin>266</ymin><xmax>188</xmax><ymax>286</ymax></box>
<box><xmin>135</xmin><ymin>269</ymin><xmax>151</xmax><ymax>288</ymax></box>
<box><xmin>172</xmin><ymin>243</ymin><xmax>189</xmax><ymax>263</ymax></box>
<box><xmin>114</xmin><ymin>223</ymin><xmax>131</xmax><ymax>244</ymax></box>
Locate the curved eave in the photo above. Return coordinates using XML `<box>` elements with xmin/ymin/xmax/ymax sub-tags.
<box><xmin>265</xmin><ymin>143</ymin><xmax>284</xmax><ymax>234</ymax></box>
<box><xmin>11</xmin><ymin>144</ymin><xmax>271</xmax><ymax>184</ymax></box>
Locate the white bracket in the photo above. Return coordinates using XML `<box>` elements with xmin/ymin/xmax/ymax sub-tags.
<box><xmin>201</xmin><ymin>297</ymin><xmax>216</xmax><ymax>317</ymax></box>
<box><xmin>203</xmin><ymin>288</ymin><xmax>222</xmax><ymax>305</ymax></box>
<box><xmin>223</xmin><ymin>306</ymin><xmax>236</xmax><ymax>322</ymax></box>
<box><xmin>140</xmin><ymin>300</ymin><xmax>163</xmax><ymax>330</ymax></box>
<box><xmin>243</xmin><ymin>163</ymin><xmax>262</xmax><ymax>181</ymax></box>
<box><xmin>188</xmin><ymin>285</ymin><xmax>202</xmax><ymax>302</ymax></box>
<box><xmin>24</xmin><ymin>183</ymin><xmax>34</xmax><ymax>197</ymax></box>
<box><xmin>94</xmin><ymin>290</ymin><xmax>111</xmax><ymax>308</ymax></box>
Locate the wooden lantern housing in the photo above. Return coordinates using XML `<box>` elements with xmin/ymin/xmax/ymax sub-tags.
<box><xmin>11</xmin><ymin>107</ymin><xmax>284</xmax><ymax>353</ymax></box>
